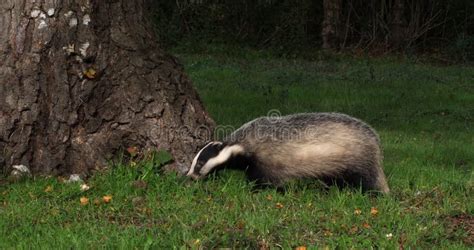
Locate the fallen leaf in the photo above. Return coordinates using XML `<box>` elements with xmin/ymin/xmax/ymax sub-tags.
<box><xmin>362</xmin><ymin>222</ymin><xmax>371</xmax><ymax>229</ymax></box>
<box><xmin>103</xmin><ymin>195</ymin><xmax>112</xmax><ymax>203</ymax></box>
<box><xmin>84</xmin><ymin>68</ymin><xmax>97</xmax><ymax>79</ymax></box>
<box><xmin>370</xmin><ymin>207</ymin><xmax>379</xmax><ymax>216</ymax></box>
<box><xmin>349</xmin><ymin>225</ymin><xmax>358</xmax><ymax>234</ymax></box>
<box><xmin>354</xmin><ymin>208</ymin><xmax>362</xmax><ymax>215</ymax></box>
<box><xmin>295</xmin><ymin>246</ymin><xmax>307</xmax><ymax>250</ymax></box>
<box><xmin>275</xmin><ymin>202</ymin><xmax>284</xmax><ymax>209</ymax></box>
<box><xmin>80</xmin><ymin>197</ymin><xmax>89</xmax><ymax>205</ymax></box>
<box><xmin>324</xmin><ymin>230</ymin><xmax>333</xmax><ymax>237</ymax></box>
<box><xmin>266</xmin><ymin>194</ymin><xmax>273</xmax><ymax>201</ymax></box>
<box><xmin>127</xmin><ymin>146</ymin><xmax>138</xmax><ymax>156</ymax></box>
<box><xmin>44</xmin><ymin>185</ymin><xmax>53</xmax><ymax>193</ymax></box>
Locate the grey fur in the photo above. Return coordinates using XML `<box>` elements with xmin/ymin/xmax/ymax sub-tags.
<box><xmin>192</xmin><ymin>112</ymin><xmax>390</xmax><ymax>193</ymax></box>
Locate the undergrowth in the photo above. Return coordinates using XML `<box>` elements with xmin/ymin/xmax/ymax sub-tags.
<box><xmin>0</xmin><ymin>45</ymin><xmax>473</xmax><ymax>248</ymax></box>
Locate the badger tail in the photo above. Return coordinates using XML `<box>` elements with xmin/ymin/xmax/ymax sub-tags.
<box><xmin>375</xmin><ymin>168</ymin><xmax>390</xmax><ymax>194</ymax></box>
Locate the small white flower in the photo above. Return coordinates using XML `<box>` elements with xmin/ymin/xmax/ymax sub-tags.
<box><xmin>80</xmin><ymin>184</ymin><xmax>90</xmax><ymax>191</ymax></box>
<box><xmin>386</xmin><ymin>233</ymin><xmax>393</xmax><ymax>239</ymax></box>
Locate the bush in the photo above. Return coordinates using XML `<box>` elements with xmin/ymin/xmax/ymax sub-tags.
<box><xmin>452</xmin><ymin>33</ymin><xmax>474</xmax><ymax>62</ymax></box>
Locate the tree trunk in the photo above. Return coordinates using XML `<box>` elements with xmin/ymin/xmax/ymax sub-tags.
<box><xmin>0</xmin><ymin>0</ymin><xmax>215</xmax><ymax>176</ymax></box>
<box><xmin>321</xmin><ymin>0</ymin><xmax>342</xmax><ymax>49</ymax></box>
<box><xmin>391</xmin><ymin>0</ymin><xmax>406</xmax><ymax>48</ymax></box>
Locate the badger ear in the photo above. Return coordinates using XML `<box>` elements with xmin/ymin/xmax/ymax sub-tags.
<box><xmin>215</xmin><ymin>141</ymin><xmax>224</xmax><ymax>150</ymax></box>
<box><xmin>209</xmin><ymin>141</ymin><xmax>225</xmax><ymax>151</ymax></box>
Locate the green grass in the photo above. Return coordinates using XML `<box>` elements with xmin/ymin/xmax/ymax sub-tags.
<box><xmin>1</xmin><ymin>45</ymin><xmax>473</xmax><ymax>248</ymax></box>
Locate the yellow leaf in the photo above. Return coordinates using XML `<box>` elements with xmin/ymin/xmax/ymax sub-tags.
<box><xmin>84</xmin><ymin>68</ymin><xmax>97</xmax><ymax>79</ymax></box>
<box><xmin>354</xmin><ymin>208</ymin><xmax>362</xmax><ymax>215</ymax></box>
<box><xmin>266</xmin><ymin>194</ymin><xmax>273</xmax><ymax>201</ymax></box>
<box><xmin>44</xmin><ymin>185</ymin><xmax>53</xmax><ymax>193</ymax></box>
<box><xmin>80</xmin><ymin>197</ymin><xmax>89</xmax><ymax>206</ymax></box>
<box><xmin>295</xmin><ymin>246</ymin><xmax>307</xmax><ymax>250</ymax></box>
<box><xmin>103</xmin><ymin>195</ymin><xmax>112</xmax><ymax>203</ymax></box>
<box><xmin>275</xmin><ymin>202</ymin><xmax>284</xmax><ymax>209</ymax></box>
<box><xmin>370</xmin><ymin>207</ymin><xmax>379</xmax><ymax>216</ymax></box>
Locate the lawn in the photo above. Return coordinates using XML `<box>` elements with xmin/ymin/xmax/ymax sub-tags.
<box><xmin>1</xmin><ymin>45</ymin><xmax>473</xmax><ymax>248</ymax></box>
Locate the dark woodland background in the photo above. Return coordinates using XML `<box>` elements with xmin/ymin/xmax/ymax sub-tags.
<box><xmin>152</xmin><ymin>0</ymin><xmax>474</xmax><ymax>61</ymax></box>
<box><xmin>1</xmin><ymin>1</ymin><xmax>473</xmax><ymax>248</ymax></box>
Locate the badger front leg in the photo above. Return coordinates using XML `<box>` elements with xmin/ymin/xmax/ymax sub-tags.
<box><xmin>244</xmin><ymin>162</ymin><xmax>286</xmax><ymax>188</ymax></box>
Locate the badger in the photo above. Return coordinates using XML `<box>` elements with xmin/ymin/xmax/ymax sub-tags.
<box><xmin>187</xmin><ymin>112</ymin><xmax>390</xmax><ymax>193</ymax></box>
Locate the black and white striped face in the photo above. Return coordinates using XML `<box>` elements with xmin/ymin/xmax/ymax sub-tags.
<box><xmin>187</xmin><ymin>141</ymin><xmax>244</xmax><ymax>180</ymax></box>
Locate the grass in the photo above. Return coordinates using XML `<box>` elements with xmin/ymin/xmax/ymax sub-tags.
<box><xmin>1</xmin><ymin>45</ymin><xmax>473</xmax><ymax>248</ymax></box>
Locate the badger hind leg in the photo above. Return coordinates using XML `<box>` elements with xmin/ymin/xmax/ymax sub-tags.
<box><xmin>373</xmin><ymin>169</ymin><xmax>390</xmax><ymax>194</ymax></box>
<box><xmin>322</xmin><ymin>165</ymin><xmax>389</xmax><ymax>194</ymax></box>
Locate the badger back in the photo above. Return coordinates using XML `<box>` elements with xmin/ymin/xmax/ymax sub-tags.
<box><xmin>225</xmin><ymin>113</ymin><xmax>381</xmax><ymax>148</ymax></box>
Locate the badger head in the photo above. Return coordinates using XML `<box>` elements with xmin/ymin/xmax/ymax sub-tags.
<box><xmin>187</xmin><ymin>141</ymin><xmax>244</xmax><ymax>180</ymax></box>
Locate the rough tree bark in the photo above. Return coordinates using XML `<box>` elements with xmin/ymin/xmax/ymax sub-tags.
<box><xmin>391</xmin><ymin>0</ymin><xmax>406</xmax><ymax>48</ymax></box>
<box><xmin>0</xmin><ymin>0</ymin><xmax>215</xmax><ymax>175</ymax></box>
<box><xmin>321</xmin><ymin>0</ymin><xmax>342</xmax><ymax>49</ymax></box>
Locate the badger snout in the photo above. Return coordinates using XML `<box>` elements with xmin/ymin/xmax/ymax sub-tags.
<box><xmin>186</xmin><ymin>172</ymin><xmax>201</xmax><ymax>180</ymax></box>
